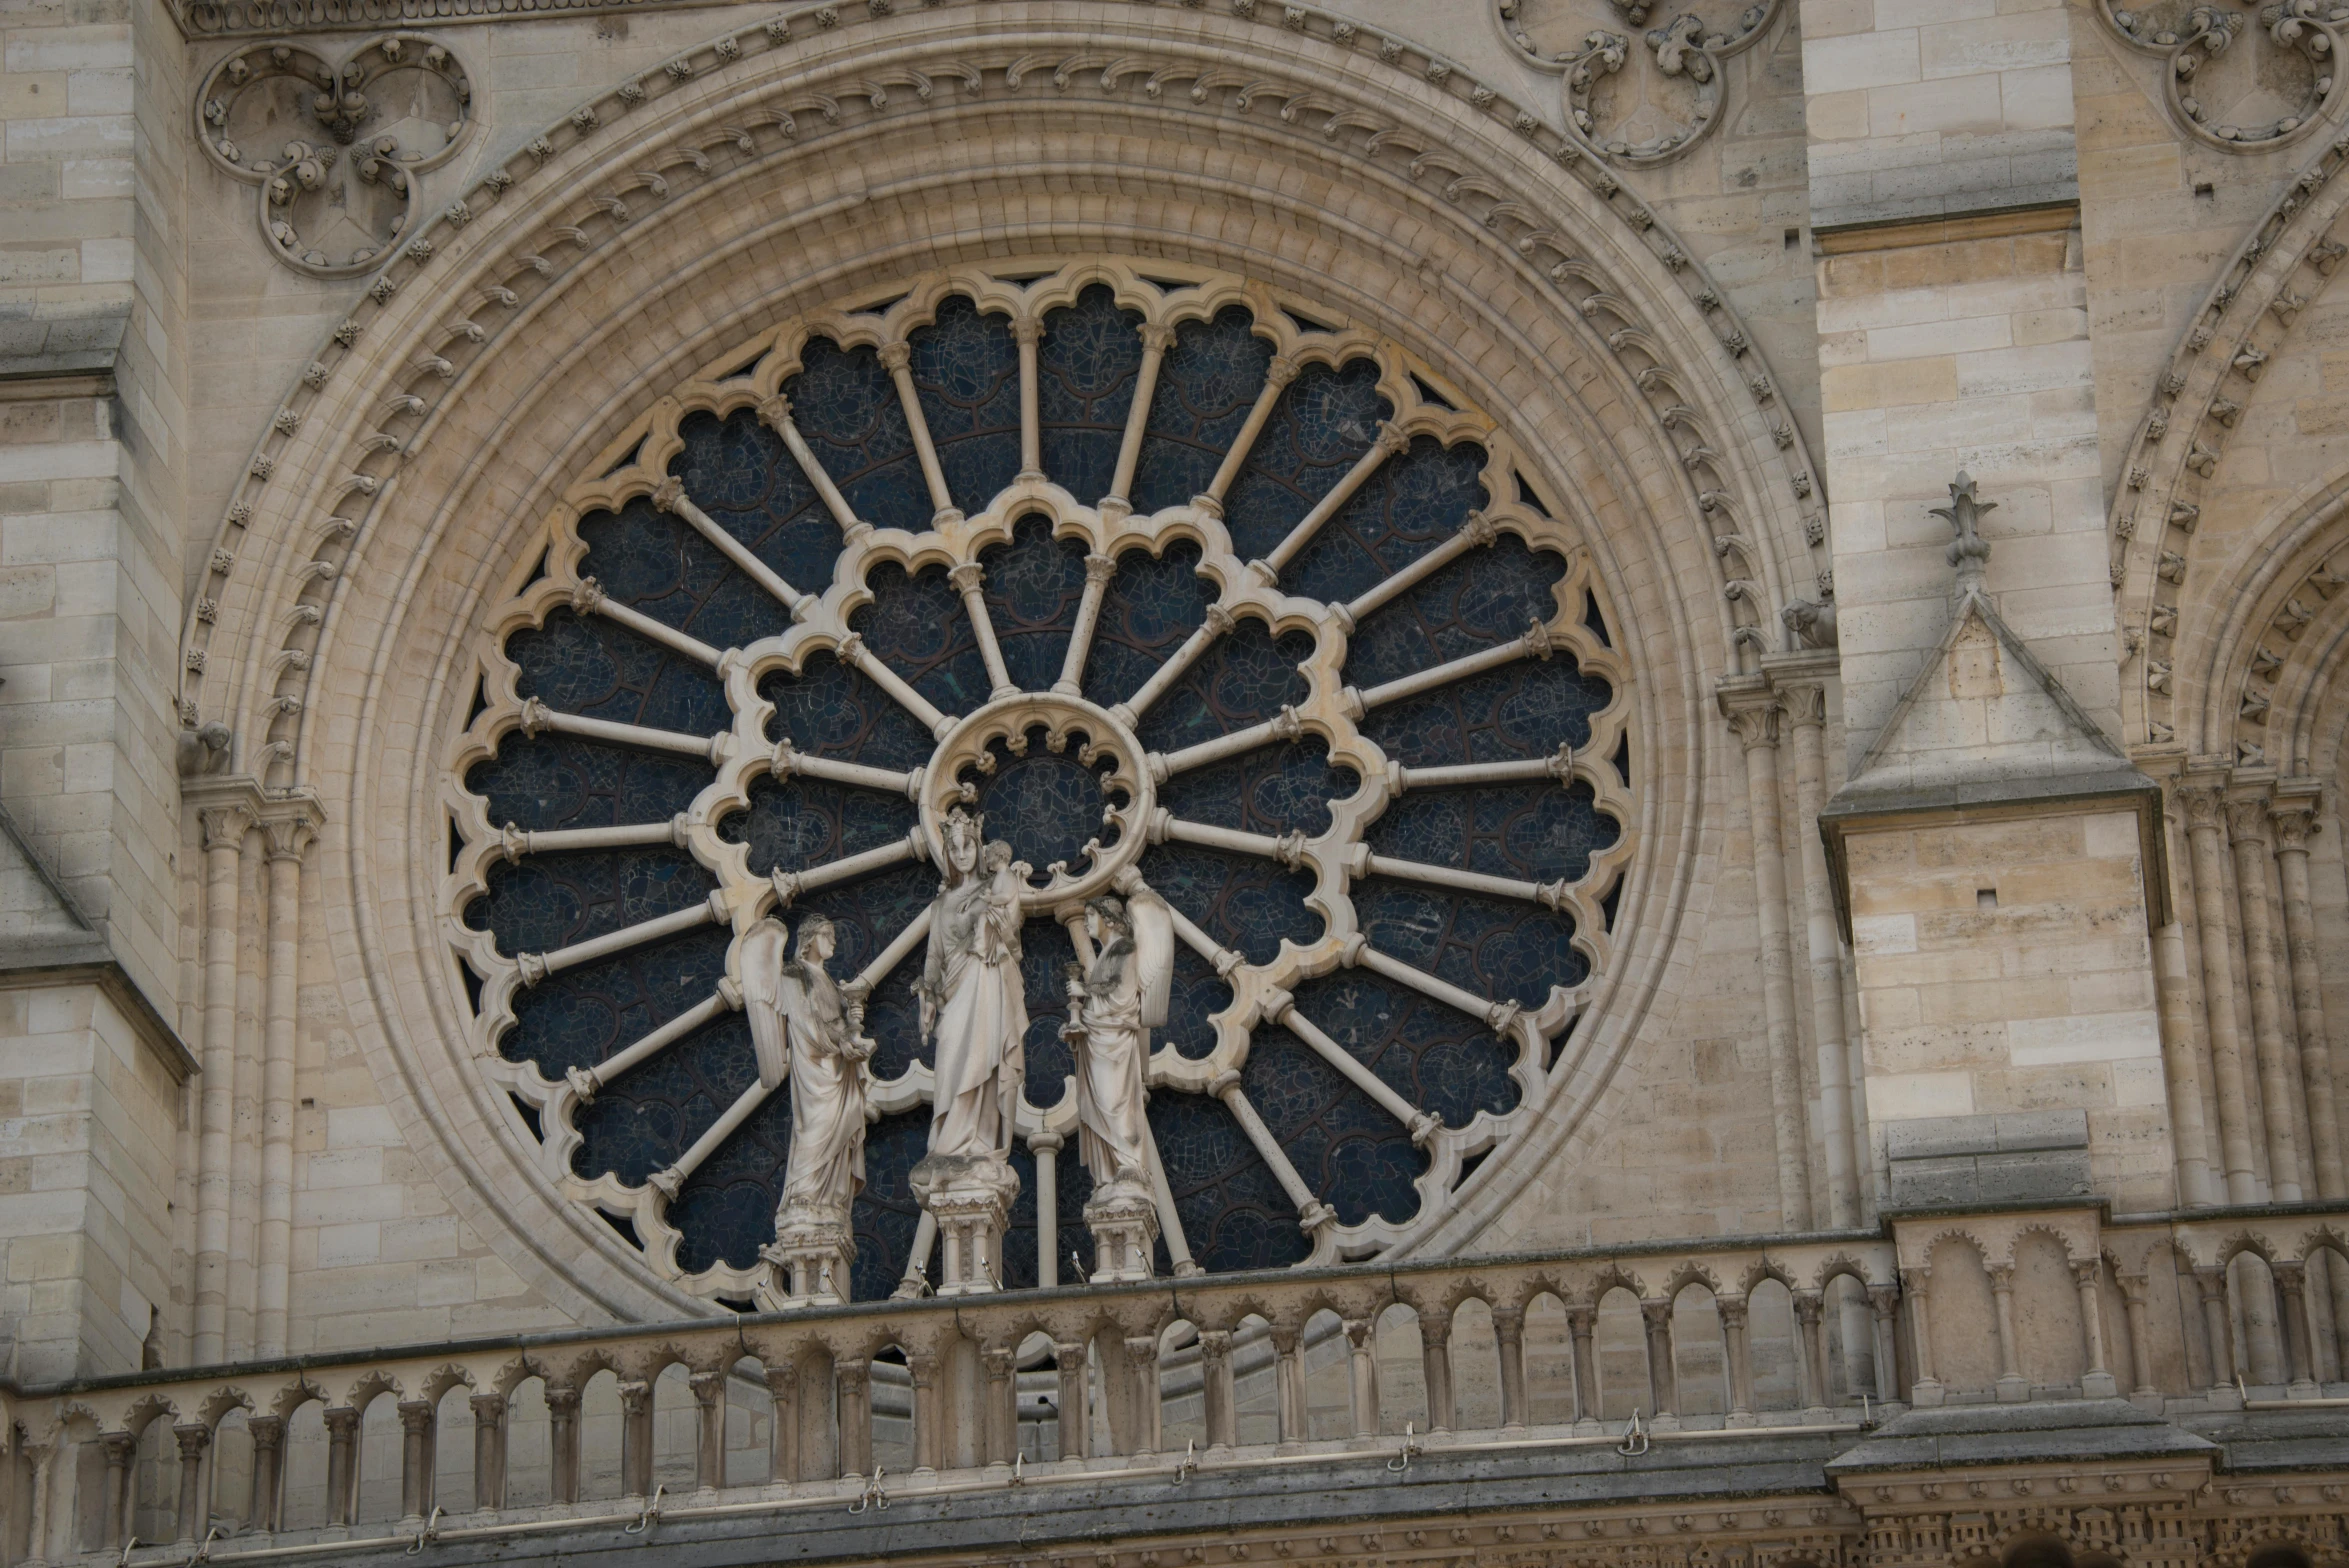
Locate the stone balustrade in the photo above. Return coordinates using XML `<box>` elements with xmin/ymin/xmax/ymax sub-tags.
<box><xmin>6</xmin><ymin>1204</ymin><xmax>2349</xmax><ymax>1564</ymax></box>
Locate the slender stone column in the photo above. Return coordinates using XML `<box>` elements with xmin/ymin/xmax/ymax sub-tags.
<box><xmin>1639</xmin><ymin>1299</ymin><xmax>1677</xmax><ymax>1419</ymax></box>
<box><xmin>1031</xmin><ymin>1133</ymin><xmax>1062</xmax><ymax>1289</ymax></box>
<box><xmin>1342</xmin><ymin>1318</ymin><xmax>1379</xmax><ymax>1439</ymax></box>
<box><xmin>256</xmin><ymin>809</ymin><xmax>317</xmax><ymax>1357</ymax></box>
<box><xmin>2196</xmin><ymin>1268</ymin><xmax>2237</xmax><ymax>1393</ymax></box>
<box><xmin>1564</xmin><ymin>1304</ymin><xmax>1600</xmax><ymax>1425</ymax></box>
<box><xmin>981</xmin><ymin>1344</ymin><xmax>1018</xmax><ymax>1467</ymax></box>
<box><xmin>2179</xmin><ymin>778</ymin><xmax>2261</xmax><ymax>1202</ymax></box>
<box><xmin>906</xmin><ymin>1350</ymin><xmax>941</xmax><ymax>1474</ymax></box>
<box><xmin>2119</xmin><ymin>1275</ymin><xmax>2159</xmax><ymax>1398</ymax></box>
<box><xmin>2270</xmin><ymin>790</ymin><xmax>2344</xmax><ymax>1198</ymax></box>
<box><xmin>324</xmin><ymin>1406</ymin><xmax>360</xmax><ymax>1525</ymax></box>
<box><xmin>1490</xmin><ymin>1304</ymin><xmax>1528</xmax><ymax>1430</ymax></box>
<box><xmin>2276</xmin><ymin>1262</ymin><xmax>2320</xmax><ymax>1394</ymax></box>
<box><xmin>1269</xmin><ymin>1321</ymin><xmax>1306</xmax><ymax>1446</ymax></box>
<box><xmin>1777</xmin><ymin>667</ymin><xmax>1862</xmax><ymax>1225</ymax></box>
<box><xmin>193</xmin><ymin>800</ymin><xmax>253</xmax><ymax>1363</ymax></box>
<box><xmin>616</xmin><ymin>1380</ymin><xmax>652</xmax><ymax>1498</ymax></box>
<box><xmin>2074</xmin><ymin>1262</ymin><xmax>2116</xmax><ymax>1398</ymax></box>
<box><xmin>1988</xmin><ymin>1266</ymin><xmax>2028</xmax><ymax>1401</ymax></box>
<box><xmin>1052</xmin><ymin>1341</ymin><xmax>1089</xmax><ymax>1461</ymax></box>
<box><xmin>1719</xmin><ymin>1295</ymin><xmax>1756</xmax><ymax>1424</ymax></box>
<box><xmin>1792</xmin><ymin>1290</ymin><xmax>1828</xmax><ymax>1410</ymax></box>
<box><xmin>227</xmin><ymin>830</ymin><xmax>263</xmax><ymax>1359</ymax></box>
<box><xmin>689</xmin><ymin>1371</ymin><xmax>725</xmax><ymax>1490</ymax></box>
<box><xmin>2229</xmin><ymin>793</ymin><xmax>2306</xmax><ymax>1199</ymax></box>
<box><xmin>1719</xmin><ymin>681</ymin><xmax>1813</xmax><ymax>1226</ymax></box>
<box><xmin>835</xmin><ymin>1362</ymin><xmax>873</xmax><ymax>1479</ymax></box>
<box><xmin>1198</xmin><ymin>1330</ymin><xmax>1237</xmax><ymax>1450</ymax></box>
<box><xmin>397</xmin><ymin>1399</ymin><xmax>434</xmax><ymax>1521</ymax></box>
<box><xmin>249</xmin><ymin>1413</ymin><xmax>284</xmax><ymax>1532</ymax></box>
<box><xmin>469</xmin><ymin>1392</ymin><xmax>506</xmax><ymax>1511</ymax></box>
<box><xmin>101</xmin><ymin>1431</ymin><xmax>136</xmax><ymax>1549</ymax></box>
<box><xmin>1868</xmin><ymin>1284</ymin><xmax>1902</xmax><ymax>1403</ymax></box>
<box><xmin>546</xmin><ymin>1385</ymin><xmax>581</xmax><ymax>1502</ymax></box>
<box><xmin>2149</xmin><ymin>769</ymin><xmax>2217</xmax><ymax>1207</ymax></box>
<box><xmin>174</xmin><ymin>1423</ymin><xmax>212</xmax><ymax>1544</ymax></box>
<box><xmin>1903</xmin><ymin>1270</ymin><xmax>1941</xmax><ymax>1404</ymax></box>
<box><xmin>1416</xmin><ymin>1309</ymin><xmax>1454</xmax><ymax>1432</ymax></box>
<box><xmin>1123</xmin><ymin>1335</ymin><xmax>1161</xmax><ymax>1456</ymax></box>
<box><xmin>764</xmin><ymin>1363</ymin><xmax>800</xmax><ymax>1483</ymax></box>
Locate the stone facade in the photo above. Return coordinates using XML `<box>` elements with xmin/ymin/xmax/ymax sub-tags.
<box><xmin>4</xmin><ymin>0</ymin><xmax>2349</xmax><ymax>1562</ymax></box>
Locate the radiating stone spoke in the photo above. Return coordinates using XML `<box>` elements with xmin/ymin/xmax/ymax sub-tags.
<box><xmin>515</xmin><ymin>892</ymin><xmax>728</xmax><ymax>987</ymax></box>
<box><xmin>1392</xmin><ymin>743</ymin><xmax>1575</xmax><ymax>793</ymax></box>
<box><xmin>517</xmin><ymin>697</ymin><xmax>731</xmax><ymax>764</ymax></box>
<box><xmin>497</xmin><ymin>815</ymin><xmax>688</xmax><ymax>863</ymax></box>
<box><xmin>1343</xmin><ymin>934</ymin><xmax>1523</xmax><ymax>1037</ymax></box>
<box><xmin>852</xmin><ymin>907</ymin><xmax>933</xmax><ymax>996</ymax></box>
<box><xmin>835</xmin><ymin>632</ymin><xmax>956</xmax><ymax>738</ymax></box>
<box><xmin>1209</xmin><ymin>1070</ymin><xmax>1336</xmax><ymax>1237</ymax></box>
<box><xmin>650</xmin><ymin>476</ymin><xmax>809</xmax><ymax>616</ymax></box>
<box><xmin>755</xmin><ymin>394</ymin><xmax>872</xmax><ymax>540</ymax></box>
<box><xmin>1053</xmin><ymin>554</ymin><xmax>1118</xmax><ymax>696</ymax></box>
<box><xmin>771</xmin><ymin>739</ymin><xmax>921</xmax><ymax>799</ymax></box>
<box><xmin>1146</xmin><ymin>696</ymin><xmax>1300</xmax><ymax>779</ymax></box>
<box><xmin>1261</xmin><ymin>985</ymin><xmax>1439</xmax><ymax>1146</ymax></box>
<box><xmin>879</xmin><ymin>339</ymin><xmax>962</xmax><ymax>527</ymax></box>
<box><xmin>1342</xmin><ymin>511</ymin><xmax>1498</xmax><ymax>624</ymax></box>
<box><xmin>1100</xmin><ymin>324</ymin><xmax>1174</xmax><ymax>522</ymax></box>
<box><xmin>649</xmin><ymin>1075</ymin><xmax>776</xmax><ymax>1200</ymax></box>
<box><xmin>1112</xmin><ymin>604</ymin><xmax>1235</xmax><ymax>729</ymax></box>
<box><xmin>1191</xmin><ymin>354</ymin><xmax>1298</xmax><ymax>520</ymax></box>
<box><xmin>1351</xmin><ymin>621</ymin><xmax>1556</xmax><ymax>713</ymax></box>
<box><xmin>1150</xmin><ymin>813</ymin><xmax>1310</xmax><ymax>870</ymax></box>
<box><xmin>569</xmin><ymin>577</ymin><xmax>727</xmax><ymax>669</ymax></box>
<box><xmin>769</xmin><ymin>828</ymin><xmax>927</xmax><ymax>908</ymax></box>
<box><xmin>948</xmin><ymin>561</ymin><xmax>1019</xmax><ymax>699</ymax></box>
<box><xmin>1247</xmin><ymin>421</ymin><xmax>1407</xmax><ymax>588</ymax></box>
<box><xmin>565</xmin><ymin>988</ymin><xmax>738</xmax><ymax>1103</ymax></box>
<box><xmin>1347</xmin><ymin>845</ymin><xmax>1568</xmax><ymax>912</ymax></box>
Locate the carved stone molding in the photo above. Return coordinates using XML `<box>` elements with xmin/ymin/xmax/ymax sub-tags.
<box><xmin>1493</xmin><ymin>0</ymin><xmax>1785</xmax><ymax>167</ymax></box>
<box><xmin>2096</xmin><ymin>0</ymin><xmax>2349</xmax><ymax>154</ymax></box>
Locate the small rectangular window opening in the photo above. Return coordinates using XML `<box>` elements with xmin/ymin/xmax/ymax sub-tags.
<box><xmin>1977</xmin><ymin>888</ymin><xmax>1999</xmax><ymax>910</ymax></box>
<box><xmin>1783</xmin><ymin>227</ymin><xmax>1801</xmax><ymax>250</ymax></box>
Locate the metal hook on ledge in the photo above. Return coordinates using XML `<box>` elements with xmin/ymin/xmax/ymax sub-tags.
<box><xmin>1175</xmin><ymin>1437</ymin><xmax>1198</xmax><ymax>1482</ymax></box>
<box><xmin>186</xmin><ymin>1525</ymin><xmax>223</xmax><ymax>1566</ymax></box>
<box><xmin>117</xmin><ymin>1535</ymin><xmax>140</xmax><ymax>1568</ymax></box>
<box><xmin>405</xmin><ymin>1505</ymin><xmax>443</xmax><ymax>1555</ymax></box>
<box><xmin>1387</xmin><ymin>1420</ymin><xmax>1421</xmax><ymax>1473</ymax></box>
<box><xmin>850</xmin><ymin>1467</ymin><xmax>890</xmax><ymax>1514</ymax></box>
<box><xmin>1616</xmin><ymin>1408</ymin><xmax>1649</xmax><ymax>1457</ymax></box>
<box><xmin>624</xmin><ymin>1485</ymin><xmax>663</xmax><ymax>1535</ymax></box>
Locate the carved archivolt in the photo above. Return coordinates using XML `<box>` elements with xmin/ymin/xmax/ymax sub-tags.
<box><xmin>2096</xmin><ymin>0</ymin><xmax>2349</xmax><ymax>154</ymax></box>
<box><xmin>443</xmin><ymin>258</ymin><xmax>1634</xmax><ymax>1302</ymax></box>
<box><xmin>1492</xmin><ymin>0</ymin><xmax>1785</xmax><ymax>168</ymax></box>
<box><xmin>192</xmin><ymin>32</ymin><xmax>473</xmax><ymax>278</ymax></box>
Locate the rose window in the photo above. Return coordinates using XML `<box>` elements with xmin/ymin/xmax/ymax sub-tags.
<box><xmin>444</xmin><ymin>262</ymin><xmax>1634</xmax><ymax>1307</ymax></box>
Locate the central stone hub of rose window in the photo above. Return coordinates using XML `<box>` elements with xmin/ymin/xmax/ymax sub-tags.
<box><xmin>919</xmin><ymin>693</ymin><xmax>1153</xmax><ymax>909</ymax></box>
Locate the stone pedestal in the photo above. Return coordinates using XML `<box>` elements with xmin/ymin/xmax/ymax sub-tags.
<box><xmin>912</xmin><ymin>1154</ymin><xmax>1019</xmax><ymax>1295</ymax></box>
<box><xmin>759</xmin><ymin>1206</ymin><xmax>855</xmax><ymax>1307</ymax></box>
<box><xmin>1083</xmin><ymin>1179</ymin><xmax>1159</xmax><ymax>1283</ymax></box>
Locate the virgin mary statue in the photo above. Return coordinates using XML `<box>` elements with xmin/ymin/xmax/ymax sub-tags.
<box><xmin>917</xmin><ymin>809</ymin><xmax>1030</xmax><ymax>1171</ymax></box>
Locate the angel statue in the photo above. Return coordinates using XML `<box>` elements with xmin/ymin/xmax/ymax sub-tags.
<box><xmin>741</xmin><ymin>913</ymin><xmax>872</xmax><ymax>1303</ymax></box>
<box><xmin>1061</xmin><ymin>888</ymin><xmax>1174</xmax><ymax>1280</ymax></box>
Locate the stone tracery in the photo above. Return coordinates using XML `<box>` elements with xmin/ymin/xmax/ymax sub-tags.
<box><xmin>442</xmin><ymin>260</ymin><xmax>1634</xmax><ymax>1306</ymax></box>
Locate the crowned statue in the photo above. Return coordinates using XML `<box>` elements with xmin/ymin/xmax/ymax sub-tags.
<box><xmin>741</xmin><ymin>912</ymin><xmax>873</xmax><ymax>1305</ymax></box>
<box><xmin>1062</xmin><ymin>888</ymin><xmax>1173</xmax><ymax>1281</ymax></box>
<box><xmin>910</xmin><ymin>808</ymin><xmax>1030</xmax><ymax>1293</ymax></box>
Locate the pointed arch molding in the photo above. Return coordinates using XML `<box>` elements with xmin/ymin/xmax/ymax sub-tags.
<box><xmin>2111</xmin><ymin>129</ymin><xmax>2349</xmax><ymax>761</ymax></box>
<box><xmin>190</xmin><ymin>0</ymin><xmax>1823</xmax><ymax>1314</ymax></box>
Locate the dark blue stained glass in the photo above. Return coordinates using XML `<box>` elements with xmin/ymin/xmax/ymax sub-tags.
<box><xmin>1134</xmin><ymin>618</ymin><xmax>1313</xmax><ymax>756</ymax></box>
<box><xmin>1352</xmin><ymin>877</ymin><xmax>1587</xmax><ymax>1009</ymax></box>
<box><xmin>850</xmin><ymin>1111</ymin><xmax>929</xmax><ymax>1301</ymax></box>
<box><xmin>1037</xmin><ymin>285</ymin><xmax>1145</xmax><ymax>504</ymax></box>
<box><xmin>980</xmin><ymin>514</ymin><xmax>1089</xmax><ymax>693</ymax></box>
<box><xmin>1002</xmin><ymin>1138</ymin><xmax>1096</xmax><ymax>1288</ymax></box>
<box><xmin>785</xmin><ymin>339</ymin><xmax>931</xmax><ymax>533</ymax></box>
<box><xmin>1283</xmin><ymin>437</ymin><xmax>1489</xmax><ymax>610</ymax></box>
<box><xmin>1361</xmin><ymin>654</ymin><xmax>1617</xmax><ymax>768</ymax></box>
<box><xmin>908</xmin><ymin>295</ymin><xmax>1023</xmax><ymax>518</ymax></box>
<box><xmin>849</xmin><ymin>562</ymin><xmax>994</xmax><ymax>721</ymax></box>
<box><xmin>463</xmin><ymin>846</ymin><xmax>714</xmax><ymax>957</ymax></box>
<box><xmin>506</xmin><ymin>608</ymin><xmax>731</xmax><ymax>738</ymax></box>
<box><xmin>760</xmin><ymin>650</ymin><xmax>934</xmax><ymax>774</ymax></box>
<box><xmin>1130</xmin><ymin>307</ymin><xmax>1273</xmax><ymax>515</ymax></box>
<box><xmin>786</xmin><ymin>861</ymin><xmax>934</xmax><ymax>1084</ymax></box>
<box><xmin>573</xmin><ymin>1003</ymin><xmax>750</xmax><ymax>1186</ymax></box>
<box><xmin>717</xmin><ymin>773</ymin><xmax>919</xmax><ymax>877</ymax></box>
<box><xmin>1343</xmin><ymin>535</ymin><xmax>1571</xmax><ymax>692</ymax></box>
<box><xmin>670</xmin><ymin>1064</ymin><xmax>791</xmax><ymax>1273</ymax></box>
<box><xmin>465</xmin><ymin>735</ymin><xmax>707</xmax><ymax>835</ymax></box>
<box><xmin>1139</xmin><ymin>843</ymin><xmax>1321</xmax><ymax>966</ymax></box>
<box><xmin>1221</xmin><ymin>360</ymin><xmax>1392</xmax><ymax>564</ymax></box>
<box><xmin>577</xmin><ymin>495</ymin><xmax>789</xmax><ymax>656</ymax></box>
<box><xmin>499</xmin><ymin>923</ymin><xmax>730</xmax><ymax>1079</ymax></box>
<box><xmin>1240</xmin><ymin>1024</ymin><xmax>1427</xmax><ymax>1230</ymax></box>
<box><xmin>1159</xmin><ymin>737</ymin><xmax>1360</xmax><ymax>839</ymax></box>
<box><xmin>668</xmin><ymin>407</ymin><xmax>845</xmax><ymax>598</ymax></box>
<box><xmin>1363</xmin><ymin>780</ymin><xmax>1619</xmax><ymax>887</ymax></box>
<box><xmin>1149</xmin><ymin>1093</ymin><xmax>1309</xmax><ymax>1274</ymax></box>
<box><xmin>963</xmin><ymin>734</ymin><xmax>1122</xmax><ymax>885</ymax></box>
<box><xmin>1159</xmin><ymin>944</ymin><xmax>1230</xmax><ymax>1062</ymax></box>
<box><xmin>1080</xmin><ymin>541</ymin><xmax>1213</xmax><ymax>714</ymax></box>
<box><xmin>1015</xmin><ymin>917</ymin><xmax>1077</xmax><ymax>1114</ymax></box>
<box><xmin>1286</xmin><ymin>970</ymin><xmax>1519</xmax><ymax>1130</ymax></box>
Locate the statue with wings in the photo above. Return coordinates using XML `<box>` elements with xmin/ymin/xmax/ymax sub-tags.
<box><xmin>739</xmin><ymin>913</ymin><xmax>873</xmax><ymax>1235</ymax></box>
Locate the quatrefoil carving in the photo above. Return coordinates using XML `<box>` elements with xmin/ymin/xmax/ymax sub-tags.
<box><xmin>2098</xmin><ymin>0</ymin><xmax>2349</xmax><ymax>151</ymax></box>
<box><xmin>1492</xmin><ymin>0</ymin><xmax>1784</xmax><ymax>166</ymax></box>
<box><xmin>194</xmin><ymin>33</ymin><xmax>473</xmax><ymax>277</ymax></box>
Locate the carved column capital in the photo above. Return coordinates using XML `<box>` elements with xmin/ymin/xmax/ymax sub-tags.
<box><xmin>1716</xmin><ymin>677</ymin><xmax>1782</xmax><ymax>751</ymax></box>
<box><xmin>1775</xmin><ymin>678</ymin><xmax>1828</xmax><ymax>729</ymax></box>
<box><xmin>2225</xmin><ymin>791</ymin><xmax>2275</xmax><ymax>846</ymax></box>
<box><xmin>2270</xmin><ymin>794</ymin><xmax>2321</xmax><ymax>852</ymax></box>
<box><xmin>877</xmin><ymin>340</ymin><xmax>912</xmax><ymax>372</ymax></box>
<box><xmin>198</xmin><ymin>802</ymin><xmax>255</xmax><ymax>850</ymax></box>
<box><xmin>2175</xmin><ymin>776</ymin><xmax>2229</xmax><ymax>831</ymax></box>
